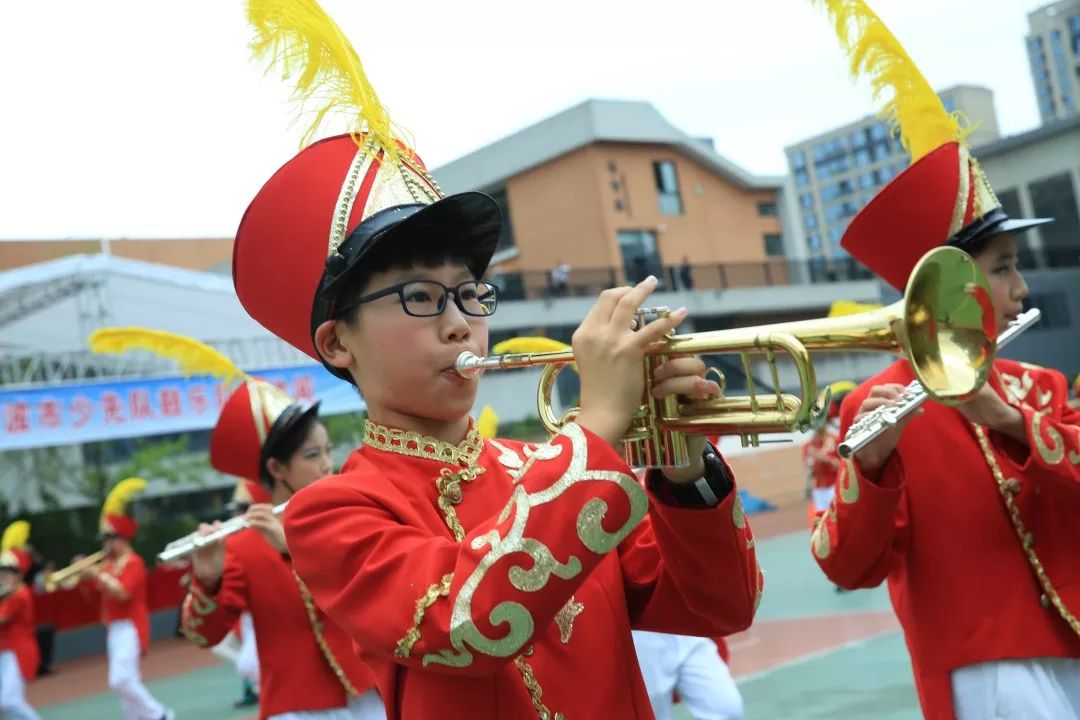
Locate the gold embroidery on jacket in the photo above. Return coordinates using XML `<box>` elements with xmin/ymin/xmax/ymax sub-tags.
<box><xmin>395</xmin><ymin>573</ymin><xmax>454</xmax><ymax>658</ymax></box>
<box><xmin>1032</xmin><ymin>407</ymin><xmax>1065</xmax><ymax>465</ymax></box>
<box><xmin>838</xmin><ymin>457</ymin><xmax>860</xmax><ymax>504</ymax></box>
<box><xmin>422</xmin><ymin>423</ymin><xmax>646</xmax><ymax>669</ymax></box>
<box><xmin>1001</xmin><ymin>371</ymin><xmax>1033</xmax><ymax>405</ymax></box>
<box><xmin>554</xmin><ymin>596</ymin><xmax>584</xmax><ymax>643</ymax></box>
<box><xmin>732</xmin><ymin>493</ymin><xmax>746</xmax><ymax>529</ymax></box>
<box><xmin>811</xmin><ymin>517</ymin><xmax>831</xmax><ymax>560</ymax></box>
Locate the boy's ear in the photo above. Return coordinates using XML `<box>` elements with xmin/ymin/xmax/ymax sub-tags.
<box><xmin>313</xmin><ymin>320</ymin><xmax>355</xmax><ymax>370</ymax></box>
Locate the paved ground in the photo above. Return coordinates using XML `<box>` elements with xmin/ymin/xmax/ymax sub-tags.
<box><xmin>30</xmin><ymin>505</ymin><xmax>921</xmax><ymax>719</ymax></box>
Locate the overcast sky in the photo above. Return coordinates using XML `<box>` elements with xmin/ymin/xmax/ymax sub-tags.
<box><xmin>0</xmin><ymin>0</ymin><xmax>1041</xmax><ymax>240</ymax></box>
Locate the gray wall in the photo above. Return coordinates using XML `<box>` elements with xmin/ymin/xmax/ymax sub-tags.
<box><xmin>47</xmin><ymin>607</ymin><xmax>180</xmax><ymax>664</ymax></box>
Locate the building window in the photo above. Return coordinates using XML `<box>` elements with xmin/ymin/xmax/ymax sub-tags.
<box><xmin>763</xmin><ymin>233</ymin><xmax>784</xmax><ymax>256</ymax></box>
<box><xmin>807</xmin><ymin>233</ymin><xmax>822</xmax><ymax>252</ymax></box>
<box><xmin>487</xmin><ymin>187</ymin><xmax>516</xmax><ymax>253</ymax></box>
<box><xmin>997</xmin><ymin>188</ymin><xmax>1023</xmax><ymax>221</ymax></box>
<box><xmin>828</xmin><ymin>223</ymin><xmax>847</xmax><ymax>248</ymax></box>
<box><xmin>653</xmin><ymin>160</ymin><xmax>683</xmax><ymax>215</ymax></box>
<box><xmin>617</xmin><ymin>230</ymin><xmax>663</xmax><ymax>285</ymax></box>
<box><xmin>1029</xmin><ymin>173</ymin><xmax>1080</xmax><ymax>248</ymax></box>
<box><xmin>756</xmin><ymin>200</ymin><xmax>778</xmax><ymax>217</ymax></box>
<box><xmin>803</xmin><ymin>210</ymin><xmax>818</xmax><ymax>230</ymax></box>
<box><xmin>799</xmin><ymin>192</ymin><xmax>814</xmax><ymax>209</ymax></box>
<box><xmin>795</xmin><ymin>168</ymin><xmax>810</xmax><ymax>188</ymax></box>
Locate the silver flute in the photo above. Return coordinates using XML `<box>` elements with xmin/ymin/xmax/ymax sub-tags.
<box><xmin>838</xmin><ymin>308</ymin><xmax>1042</xmax><ymax>459</ymax></box>
<box><xmin>157</xmin><ymin>501</ymin><xmax>288</xmax><ymax>563</ymax></box>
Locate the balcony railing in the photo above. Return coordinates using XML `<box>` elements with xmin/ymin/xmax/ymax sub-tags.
<box><xmin>489</xmin><ymin>258</ymin><xmax>875</xmax><ymax>302</ymax></box>
<box><xmin>488</xmin><ymin>245</ymin><xmax>1080</xmax><ymax>303</ymax></box>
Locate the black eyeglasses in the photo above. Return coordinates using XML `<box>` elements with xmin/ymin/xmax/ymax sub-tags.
<box><xmin>334</xmin><ymin>280</ymin><xmax>499</xmax><ymax>319</ymax></box>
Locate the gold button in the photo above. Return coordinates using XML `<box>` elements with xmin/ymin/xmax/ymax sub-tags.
<box><xmin>1003</xmin><ymin>478</ymin><xmax>1021</xmax><ymax>495</ymax></box>
<box><xmin>1040</xmin><ymin>593</ymin><xmax>1051</xmax><ymax>610</ymax></box>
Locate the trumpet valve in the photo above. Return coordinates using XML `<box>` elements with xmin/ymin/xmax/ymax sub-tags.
<box><xmin>631</xmin><ymin>306</ymin><xmax>671</xmax><ymax>331</ymax></box>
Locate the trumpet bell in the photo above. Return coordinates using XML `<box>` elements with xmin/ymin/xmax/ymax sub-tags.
<box><xmin>903</xmin><ymin>246</ymin><xmax>996</xmax><ymax>405</ymax></box>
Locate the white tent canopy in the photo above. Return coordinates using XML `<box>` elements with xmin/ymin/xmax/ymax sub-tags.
<box><xmin>0</xmin><ymin>254</ymin><xmax>313</xmax><ymax>384</ymax></box>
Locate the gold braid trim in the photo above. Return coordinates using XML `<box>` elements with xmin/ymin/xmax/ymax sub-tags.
<box><xmin>364</xmin><ymin>420</ymin><xmax>484</xmax><ymax>466</ymax></box>
<box><xmin>293</xmin><ymin>569</ymin><xmax>361</xmax><ymax>696</ymax></box>
<box><xmin>972</xmin><ymin>424</ymin><xmax>1080</xmax><ymax>638</ymax></box>
<box><xmin>394</xmin><ymin>573</ymin><xmax>453</xmax><ymax>658</ymax></box>
<box><xmin>514</xmin><ymin>656</ymin><xmax>565</xmax><ymax>720</ymax></box>
<box><xmin>435</xmin><ymin>467</ymin><xmax>483</xmax><ymax>541</ymax></box>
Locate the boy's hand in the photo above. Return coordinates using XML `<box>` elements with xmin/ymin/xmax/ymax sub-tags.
<box><xmin>651</xmin><ymin>356</ymin><xmax>721</xmax><ymax>483</ymax></box>
<box><xmin>573</xmin><ymin>276</ymin><xmax>688</xmax><ymax>448</ymax></box>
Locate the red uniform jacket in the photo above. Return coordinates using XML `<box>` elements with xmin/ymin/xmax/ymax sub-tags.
<box><xmin>803</xmin><ymin>430</ymin><xmax>840</xmax><ymax>490</ymax></box>
<box><xmin>812</xmin><ymin>358</ymin><xmax>1080</xmax><ymax>719</ymax></box>
<box><xmin>284</xmin><ymin>421</ymin><xmax>762</xmax><ymax>720</ymax></box>
<box><xmin>0</xmin><ymin>585</ymin><xmax>39</xmax><ymax>681</ymax></box>
<box><xmin>180</xmin><ymin>527</ymin><xmax>376</xmax><ymax>720</ymax></box>
<box><xmin>99</xmin><ymin>552</ymin><xmax>150</xmax><ymax>654</ymax></box>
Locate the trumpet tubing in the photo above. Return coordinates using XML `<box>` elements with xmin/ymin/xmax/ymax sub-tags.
<box><xmin>43</xmin><ymin>550</ymin><xmax>107</xmax><ymax>592</ymax></box>
<box><xmin>457</xmin><ymin>246</ymin><xmax>998</xmax><ymax>468</ymax></box>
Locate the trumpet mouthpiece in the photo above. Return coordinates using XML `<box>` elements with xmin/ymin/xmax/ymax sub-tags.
<box><xmin>454</xmin><ymin>351</ymin><xmax>486</xmax><ymax>378</ymax></box>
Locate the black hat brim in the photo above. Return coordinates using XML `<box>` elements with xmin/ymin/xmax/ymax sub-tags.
<box><xmin>950</xmin><ymin>207</ymin><xmax>1054</xmax><ymax>253</ymax></box>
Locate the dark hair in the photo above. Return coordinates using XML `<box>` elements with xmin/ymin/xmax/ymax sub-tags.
<box><xmin>336</xmin><ymin>226</ymin><xmax>479</xmax><ymax>327</ymax></box>
<box><xmin>261</xmin><ymin>410</ymin><xmax>322</xmax><ymax>487</ymax></box>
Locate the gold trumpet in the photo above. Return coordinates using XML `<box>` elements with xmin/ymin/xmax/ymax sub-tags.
<box><xmin>456</xmin><ymin>246</ymin><xmax>998</xmax><ymax>469</ymax></box>
<box><xmin>43</xmin><ymin>550</ymin><xmax>107</xmax><ymax>592</ymax></box>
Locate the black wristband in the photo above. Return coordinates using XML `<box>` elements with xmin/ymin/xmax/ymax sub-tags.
<box><xmin>652</xmin><ymin>442</ymin><xmax>734</xmax><ymax>507</ymax></box>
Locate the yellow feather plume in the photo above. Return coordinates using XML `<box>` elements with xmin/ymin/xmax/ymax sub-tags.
<box><xmin>477</xmin><ymin>405</ymin><xmax>499</xmax><ymax>439</ymax></box>
<box><xmin>1</xmin><ymin>521</ymin><xmax>30</xmax><ymax>552</ymax></box>
<box><xmin>247</xmin><ymin>0</ymin><xmax>403</xmax><ymax>162</ymax></box>
<box><xmin>89</xmin><ymin>327</ymin><xmax>249</xmax><ymax>384</ymax></box>
<box><xmin>812</xmin><ymin>0</ymin><xmax>970</xmax><ymax>161</ymax></box>
<box><xmin>102</xmin><ymin>478</ymin><xmax>148</xmax><ymax>516</ymax></box>
<box><xmin>492</xmin><ymin>337</ymin><xmax>571</xmax><ymax>355</ymax></box>
<box><xmin>828</xmin><ymin>380</ymin><xmax>857</xmax><ymax>396</ymax></box>
<box><xmin>827</xmin><ymin>299</ymin><xmax>882</xmax><ymax>318</ymax></box>
<box><xmin>492</xmin><ymin>336</ymin><xmax>577</xmax><ymax>373</ymax></box>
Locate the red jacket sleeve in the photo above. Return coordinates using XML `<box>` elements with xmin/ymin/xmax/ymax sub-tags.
<box><xmin>180</xmin><ymin>541</ymin><xmax>247</xmax><ymax>648</ymax></box>
<box><xmin>992</xmin><ymin>367</ymin><xmax>1080</xmax><ymax>493</ymax></box>
<box><xmin>810</xmin><ymin>392</ymin><xmax>909</xmax><ymax>590</ymax></box>
<box><xmin>619</xmin><ymin>471</ymin><xmax>761</xmax><ymax>636</ymax></box>
<box><xmin>286</xmin><ymin>423</ymin><xmax>683</xmax><ymax>677</ymax></box>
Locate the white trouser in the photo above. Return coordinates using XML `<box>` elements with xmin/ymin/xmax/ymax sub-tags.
<box><xmin>107</xmin><ymin>620</ymin><xmax>167</xmax><ymax>720</ymax></box>
<box><xmin>632</xmin><ymin>630</ymin><xmax>743</xmax><ymax>720</ymax></box>
<box><xmin>812</xmin><ymin>486</ymin><xmax>835</xmax><ymax>512</ymax></box>
<box><xmin>236</xmin><ymin>611</ymin><xmax>260</xmax><ymax>683</ymax></box>
<box><xmin>0</xmin><ymin>650</ymin><xmax>41</xmax><ymax>720</ymax></box>
<box><xmin>267</xmin><ymin>688</ymin><xmax>386</xmax><ymax>720</ymax></box>
<box><xmin>210</xmin><ymin>630</ymin><xmax>240</xmax><ymax>665</ymax></box>
<box><xmin>952</xmin><ymin>656</ymin><xmax>1080</xmax><ymax>720</ymax></box>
